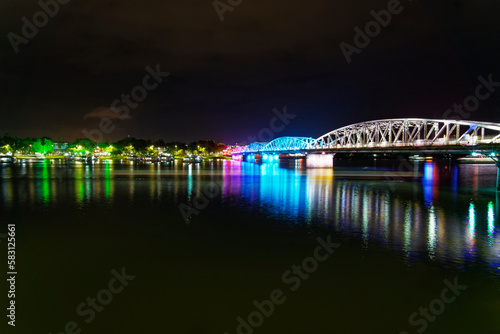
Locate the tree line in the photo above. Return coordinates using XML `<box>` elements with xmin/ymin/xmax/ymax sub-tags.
<box><xmin>0</xmin><ymin>134</ymin><xmax>227</xmax><ymax>156</ymax></box>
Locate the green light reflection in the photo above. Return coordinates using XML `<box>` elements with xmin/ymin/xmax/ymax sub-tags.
<box><xmin>41</xmin><ymin>161</ymin><xmax>50</xmax><ymax>205</ymax></box>
<box><xmin>75</xmin><ymin>167</ymin><xmax>84</xmax><ymax>203</ymax></box>
<box><xmin>104</xmin><ymin>161</ymin><xmax>111</xmax><ymax>200</ymax></box>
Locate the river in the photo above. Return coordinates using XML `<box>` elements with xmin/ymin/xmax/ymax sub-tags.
<box><xmin>0</xmin><ymin>159</ymin><xmax>498</xmax><ymax>333</ymax></box>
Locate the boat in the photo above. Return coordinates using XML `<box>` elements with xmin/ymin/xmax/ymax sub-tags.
<box><xmin>409</xmin><ymin>155</ymin><xmax>427</xmax><ymax>161</ymax></box>
<box><xmin>0</xmin><ymin>155</ymin><xmax>15</xmax><ymax>163</ymax></box>
<box><xmin>17</xmin><ymin>154</ymin><xmax>46</xmax><ymax>162</ymax></box>
<box><xmin>457</xmin><ymin>157</ymin><xmax>496</xmax><ymax>164</ymax></box>
<box><xmin>127</xmin><ymin>156</ymin><xmax>145</xmax><ymax>162</ymax></box>
<box><xmin>159</xmin><ymin>154</ymin><xmax>174</xmax><ymax>163</ymax></box>
<box><xmin>67</xmin><ymin>155</ymin><xmax>98</xmax><ymax>163</ymax></box>
<box><xmin>84</xmin><ymin>156</ymin><xmax>98</xmax><ymax>163</ymax></box>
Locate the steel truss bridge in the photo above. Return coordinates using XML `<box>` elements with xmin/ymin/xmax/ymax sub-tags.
<box><xmin>232</xmin><ymin>118</ymin><xmax>500</xmax><ymax>157</ymax></box>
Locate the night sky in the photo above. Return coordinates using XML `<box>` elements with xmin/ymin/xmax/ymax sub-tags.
<box><xmin>2</xmin><ymin>0</ymin><xmax>500</xmax><ymax>144</ymax></box>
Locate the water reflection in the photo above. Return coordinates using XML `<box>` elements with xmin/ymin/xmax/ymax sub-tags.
<box><xmin>428</xmin><ymin>205</ymin><xmax>437</xmax><ymax>259</ymax></box>
<box><xmin>422</xmin><ymin>162</ymin><xmax>443</xmax><ymax>207</ymax></box>
<box><xmin>468</xmin><ymin>202</ymin><xmax>476</xmax><ymax>250</ymax></box>
<box><xmin>0</xmin><ymin>160</ymin><xmax>498</xmax><ymax>272</ymax></box>
<box><xmin>104</xmin><ymin>161</ymin><xmax>112</xmax><ymax>201</ymax></box>
<box><xmin>488</xmin><ymin>202</ymin><xmax>495</xmax><ymax>242</ymax></box>
<box><xmin>225</xmin><ymin>161</ymin><xmax>499</xmax><ymax>272</ymax></box>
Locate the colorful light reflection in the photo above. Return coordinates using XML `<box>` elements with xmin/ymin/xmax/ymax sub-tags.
<box><xmin>468</xmin><ymin>202</ymin><xmax>476</xmax><ymax>248</ymax></box>
<box><xmin>422</xmin><ymin>162</ymin><xmax>438</xmax><ymax>207</ymax></box>
<box><xmin>428</xmin><ymin>205</ymin><xmax>437</xmax><ymax>259</ymax></box>
<box><xmin>488</xmin><ymin>201</ymin><xmax>495</xmax><ymax>239</ymax></box>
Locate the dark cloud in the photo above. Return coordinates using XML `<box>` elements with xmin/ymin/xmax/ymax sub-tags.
<box><xmin>1</xmin><ymin>0</ymin><xmax>500</xmax><ymax>143</ymax></box>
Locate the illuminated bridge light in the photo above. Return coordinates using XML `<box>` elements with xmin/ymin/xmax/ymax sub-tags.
<box><xmin>315</xmin><ymin>119</ymin><xmax>500</xmax><ymax>150</ymax></box>
<box><xmin>234</xmin><ymin>119</ymin><xmax>500</xmax><ymax>160</ymax></box>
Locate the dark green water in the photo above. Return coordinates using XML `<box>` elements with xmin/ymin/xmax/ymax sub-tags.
<box><xmin>0</xmin><ymin>159</ymin><xmax>499</xmax><ymax>333</ymax></box>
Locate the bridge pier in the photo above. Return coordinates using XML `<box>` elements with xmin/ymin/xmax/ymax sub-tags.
<box><xmin>306</xmin><ymin>153</ymin><xmax>334</xmax><ymax>168</ymax></box>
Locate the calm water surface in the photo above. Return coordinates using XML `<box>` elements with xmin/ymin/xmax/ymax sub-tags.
<box><xmin>0</xmin><ymin>159</ymin><xmax>499</xmax><ymax>333</ymax></box>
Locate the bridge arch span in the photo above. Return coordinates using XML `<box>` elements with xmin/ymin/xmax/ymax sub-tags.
<box><xmin>244</xmin><ymin>142</ymin><xmax>268</xmax><ymax>153</ymax></box>
<box><xmin>262</xmin><ymin>137</ymin><xmax>316</xmax><ymax>152</ymax></box>
<box><xmin>313</xmin><ymin>118</ymin><xmax>500</xmax><ymax>149</ymax></box>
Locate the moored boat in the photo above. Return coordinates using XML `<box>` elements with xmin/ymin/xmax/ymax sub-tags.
<box><xmin>17</xmin><ymin>154</ymin><xmax>46</xmax><ymax>162</ymax></box>
<box><xmin>183</xmin><ymin>155</ymin><xmax>203</xmax><ymax>163</ymax></box>
<box><xmin>457</xmin><ymin>157</ymin><xmax>496</xmax><ymax>164</ymax></box>
<box><xmin>0</xmin><ymin>155</ymin><xmax>15</xmax><ymax>163</ymax></box>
